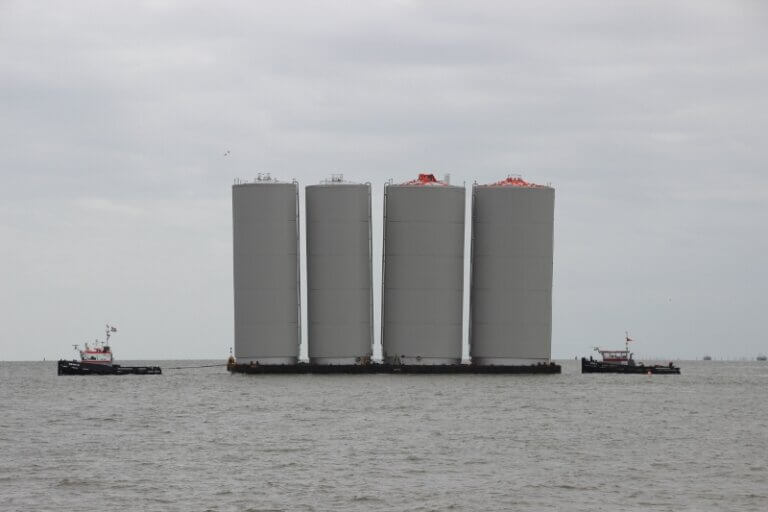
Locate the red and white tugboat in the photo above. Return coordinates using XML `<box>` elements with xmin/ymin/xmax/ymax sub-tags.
<box><xmin>77</xmin><ymin>324</ymin><xmax>116</xmax><ymax>369</ymax></box>
<box><xmin>581</xmin><ymin>332</ymin><xmax>680</xmax><ymax>374</ymax></box>
<box><xmin>58</xmin><ymin>325</ymin><xmax>162</xmax><ymax>375</ymax></box>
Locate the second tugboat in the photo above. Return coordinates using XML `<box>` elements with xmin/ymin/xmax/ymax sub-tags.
<box><xmin>57</xmin><ymin>325</ymin><xmax>162</xmax><ymax>375</ymax></box>
<box><xmin>581</xmin><ymin>332</ymin><xmax>680</xmax><ymax>374</ymax></box>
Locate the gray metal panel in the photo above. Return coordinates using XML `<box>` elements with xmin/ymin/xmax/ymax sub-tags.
<box><xmin>382</xmin><ymin>185</ymin><xmax>465</xmax><ymax>364</ymax></box>
<box><xmin>232</xmin><ymin>182</ymin><xmax>300</xmax><ymax>364</ymax></box>
<box><xmin>385</xmin><ymin>187</ymin><xmax>466</xmax><ymax>223</ymax></box>
<box><xmin>470</xmin><ymin>186</ymin><xmax>554</xmax><ymax>363</ymax></box>
<box><xmin>306</xmin><ymin>183</ymin><xmax>373</xmax><ymax>363</ymax></box>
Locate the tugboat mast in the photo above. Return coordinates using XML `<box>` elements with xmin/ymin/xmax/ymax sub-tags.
<box><xmin>105</xmin><ymin>324</ymin><xmax>117</xmax><ymax>346</ymax></box>
<box><xmin>625</xmin><ymin>331</ymin><xmax>633</xmax><ymax>359</ymax></box>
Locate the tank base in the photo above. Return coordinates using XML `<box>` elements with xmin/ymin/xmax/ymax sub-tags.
<box><xmin>235</xmin><ymin>357</ymin><xmax>298</xmax><ymax>365</ymax></box>
<box><xmin>382</xmin><ymin>356</ymin><xmax>461</xmax><ymax>366</ymax></box>
<box><xmin>471</xmin><ymin>357</ymin><xmax>550</xmax><ymax>366</ymax></box>
<box><xmin>227</xmin><ymin>362</ymin><xmax>561</xmax><ymax>374</ymax></box>
<box><xmin>309</xmin><ymin>357</ymin><xmax>372</xmax><ymax>365</ymax></box>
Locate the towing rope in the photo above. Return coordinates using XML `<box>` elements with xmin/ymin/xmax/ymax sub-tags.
<box><xmin>163</xmin><ymin>363</ymin><xmax>228</xmax><ymax>370</ymax></box>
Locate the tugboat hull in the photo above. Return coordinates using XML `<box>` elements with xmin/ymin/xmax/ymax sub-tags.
<box><xmin>57</xmin><ymin>360</ymin><xmax>162</xmax><ymax>375</ymax></box>
<box><xmin>581</xmin><ymin>358</ymin><xmax>679</xmax><ymax>374</ymax></box>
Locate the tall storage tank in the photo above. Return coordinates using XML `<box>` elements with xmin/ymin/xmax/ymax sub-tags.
<box><xmin>306</xmin><ymin>175</ymin><xmax>373</xmax><ymax>365</ymax></box>
<box><xmin>232</xmin><ymin>175</ymin><xmax>300</xmax><ymax>365</ymax></box>
<box><xmin>470</xmin><ymin>176</ymin><xmax>555</xmax><ymax>365</ymax></box>
<box><xmin>382</xmin><ymin>174</ymin><xmax>465</xmax><ymax>365</ymax></box>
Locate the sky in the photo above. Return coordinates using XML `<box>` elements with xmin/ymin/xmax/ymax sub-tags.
<box><xmin>1</xmin><ymin>0</ymin><xmax>767</xmax><ymax>361</ymax></box>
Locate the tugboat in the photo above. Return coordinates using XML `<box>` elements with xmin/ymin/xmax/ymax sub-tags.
<box><xmin>703</xmin><ymin>355</ymin><xmax>712</xmax><ymax>361</ymax></box>
<box><xmin>58</xmin><ymin>325</ymin><xmax>162</xmax><ymax>375</ymax></box>
<box><xmin>581</xmin><ymin>332</ymin><xmax>680</xmax><ymax>374</ymax></box>
<box><xmin>757</xmin><ymin>354</ymin><xmax>767</xmax><ymax>362</ymax></box>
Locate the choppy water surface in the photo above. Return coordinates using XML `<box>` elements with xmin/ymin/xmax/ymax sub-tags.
<box><xmin>1</xmin><ymin>360</ymin><xmax>767</xmax><ymax>511</ymax></box>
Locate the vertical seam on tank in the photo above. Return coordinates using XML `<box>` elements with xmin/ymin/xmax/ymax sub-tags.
<box><xmin>380</xmin><ymin>182</ymin><xmax>388</xmax><ymax>361</ymax></box>
<box><xmin>295</xmin><ymin>180</ymin><xmax>302</xmax><ymax>358</ymax></box>
<box><xmin>468</xmin><ymin>183</ymin><xmax>476</xmax><ymax>360</ymax></box>
<box><xmin>367</xmin><ymin>182</ymin><xmax>374</xmax><ymax>359</ymax></box>
<box><xmin>232</xmin><ymin>185</ymin><xmax>237</xmax><ymax>359</ymax></box>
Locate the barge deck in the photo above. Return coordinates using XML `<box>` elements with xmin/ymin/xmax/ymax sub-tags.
<box><xmin>227</xmin><ymin>362</ymin><xmax>561</xmax><ymax>375</ymax></box>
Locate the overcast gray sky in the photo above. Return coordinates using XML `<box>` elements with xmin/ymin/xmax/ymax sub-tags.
<box><xmin>2</xmin><ymin>1</ymin><xmax>767</xmax><ymax>361</ymax></box>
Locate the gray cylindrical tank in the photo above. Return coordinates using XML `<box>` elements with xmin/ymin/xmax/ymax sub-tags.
<box><xmin>306</xmin><ymin>176</ymin><xmax>373</xmax><ymax>365</ymax></box>
<box><xmin>470</xmin><ymin>176</ymin><xmax>555</xmax><ymax>365</ymax></box>
<box><xmin>382</xmin><ymin>174</ymin><xmax>465</xmax><ymax>365</ymax></box>
<box><xmin>232</xmin><ymin>176</ymin><xmax>300</xmax><ymax>365</ymax></box>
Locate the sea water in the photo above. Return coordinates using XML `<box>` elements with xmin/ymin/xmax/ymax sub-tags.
<box><xmin>1</xmin><ymin>360</ymin><xmax>766</xmax><ymax>511</ymax></box>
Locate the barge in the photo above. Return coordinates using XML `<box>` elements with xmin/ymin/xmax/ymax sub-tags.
<box><xmin>57</xmin><ymin>324</ymin><xmax>162</xmax><ymax>376</ymax></box>
<box><xmin>581</xmin><ymin>332</ymin><xmax>680</xmax><ymax>375</ymax></box>
<box><xmin>227</xmin><ymin>360</ymin><xmax>561</xmax><ymax>375</ymax></box>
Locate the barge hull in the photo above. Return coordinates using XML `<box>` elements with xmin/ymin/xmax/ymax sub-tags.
<box><xmin>227</xmin><ymin>362</ymin><xmax>561</xmax><ymax>375</ymax></box>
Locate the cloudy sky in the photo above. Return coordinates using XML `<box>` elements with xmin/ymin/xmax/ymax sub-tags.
<box><xmin>1</xmin><ymin>1</ymin><xmax>766</xmax><ymax>361</ymax></box>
